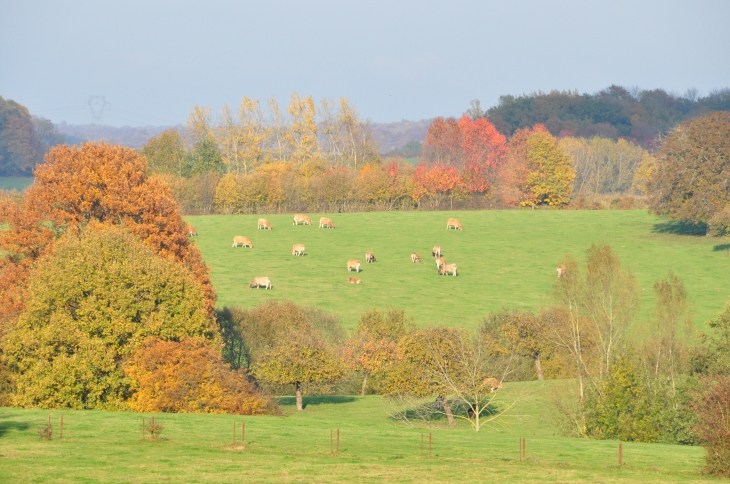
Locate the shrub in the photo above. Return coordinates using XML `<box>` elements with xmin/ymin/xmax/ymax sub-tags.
<box><xmin>125</xmin><ymin>337</ymin><xmax>276</xmax><ymax>415</ymax></box>
<box><xmin>693</xmin><ymin>376</ymin><xmax>730</xmax><ymax>476</ymax></box>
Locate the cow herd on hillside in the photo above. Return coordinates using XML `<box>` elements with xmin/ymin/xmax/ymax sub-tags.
<box><xmin>187</xmin><ymin>216</ymin><xmax>466</xmax><ymax>290</ymax></box>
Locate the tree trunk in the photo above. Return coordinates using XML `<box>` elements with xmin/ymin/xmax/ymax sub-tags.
<box><xmin>295</xmin><ymin>381</ymin><xmax>303</xmax><ymax>411</ymax></box>
<box><xmin>443</xmin><ymin>399</ymin><xmax>455</xmax><ymax>427</ymax></box>
<box><xmin>360</xmin><ymin>373</ymin><xmax>368</xmax><ymax>396</ymax></box>
<box><xmin>534</xmin><ymin>356</ymin><xmax>544</xmax><ymax>381</ymax></box>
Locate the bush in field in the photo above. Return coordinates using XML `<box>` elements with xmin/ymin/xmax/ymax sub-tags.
<box><xmin>693</xmin><ymin>376</ymin><xmax>730</xmax><ymax>476</ymax></box>
<box><xmin>125</xmin><ymin>337</ymin><xmax>276</xmax><ymax>415</ymax></box>
<box><xmin>1</xmin><ymin>225</ymin><xmax>216</xmax><ymax>410</ymax></box>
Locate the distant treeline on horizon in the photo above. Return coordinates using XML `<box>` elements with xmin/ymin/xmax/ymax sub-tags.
<box><xmin>1</xmin><ymin>85</ymin><xmax>729</xmax><ymax>177</ymax></box>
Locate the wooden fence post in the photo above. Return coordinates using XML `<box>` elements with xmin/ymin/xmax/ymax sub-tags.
<box><xmin>429</xmin><ymin>432</ymin><xmax>432</xmax><ymax>457</ymax></box>
<box><xmin>421</xmin><ymin>433</ymin><xmax>424</xmax><ymax>457</ymax></box>
<box><xmin>619</xmin><ymin>442</ymin><xmax>623</xmax><ymax>467</ymax></box>
<box><xmin>241</xmin><ymin>421</ymin><xmax>245</xmax><ymax>445</ymax></box>
<box><xmin>142</xmin><ymin>417</ymin><xmax>145</xmax><ymax>440</ymax></box>
<box><xmin>336</xmin><ymin>428</ymin><xmax>340</xmax><ymax>454</ymax></box>
<box><xmin>60</xmin><ymin>415</ymin><xmax>63</xmax><ymax>440</ymax></box>
<box><xmin>330</xmin><ymin>430</ymin><xmax>333</xmax><ymax>455</ymax></box>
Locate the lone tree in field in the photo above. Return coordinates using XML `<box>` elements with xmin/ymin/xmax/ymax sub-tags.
<box><xmin>1</xmin><ymin>225</ymin><xmax>217</xmax><ymax>410</ymax></box>
<box><xmin>342</xmin><ymin>308</ymin><xmax>413</xmax><ymax>395</ymax></box>
<box><xmin>646</xmin><ymin>111</ymin><xmax>730</xmax><ymax>236</ymax></box>
<box><xmin>384</xmin><ymin>326</ymin><xmax>514</xmax><ymax>431</ymax></box>
<box><xmin>233</xmin><ymin>300</ymin><xmax>346</xmax><ymax>411</ymax></box>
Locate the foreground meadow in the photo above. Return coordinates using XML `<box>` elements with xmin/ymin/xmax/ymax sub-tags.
<box><xmin>187</xmin><ymin>210</ymin><xmax>730</xmax><ymax>331</ymax></box>
<box><xmin>0</xmin><ymin>381</ymin><xmax>714</xmax><ymax>483</ymax></box>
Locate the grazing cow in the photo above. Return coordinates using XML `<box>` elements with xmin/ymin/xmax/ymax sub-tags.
<box><xmin>432</xmin><ymin>245</ymin><xmax>442</xmax><ymax>258</ymax></box>
<box><xmin>438</xmin><ymin>263</ymin><xmax>458</xmax><ymax>276</ymax></box>
<box><xmin>232</xmin><ymin>236</ymin><xmax>253</xmax><ymax>248</ymax></box>
<box><xmin>482</xmin><ymin>377</ymin><xmax>502</xmax><ymax>392</ymax></box>
<box><xmin>435</xmin><ymin>257</ymin><xmax>446</xmax><ymax>269</ymax></box>
<box><xmin>188</xmin><ymin>225</ymin><xmax>198</xmax><ymax>237</ymax></box>
<box><xmin>293</xmin><ymin>214</ymin><xmax>311</xmax><ymax>225</ymax></box>
<box><xmin>365</xmin><ymin>251</ymin><xmax>376</xmax><ymax>263</ymax></box>
<box><xmin>258</xmin><ymin>218</ymin><xmax>272</xmax><ymax>230</ymax></box>
<box><xmin>319</xmin><ymin>217</ymin><xmax>335</xmax><ymax>229</ymax></box>
<box><xmin>556</xmin><ymin>265</ymin><xmax>567</xmax><ymax>278</ymax></box>
<box><xmin>292</xmin><ymin>244</ymin><xmax>305</xmax><ymax>256</ymax></box>
<box><xmin>411</xmin><ymin>252</ymin><xmax>421</xmax><ymax>263</ymax></box>
<box><xmin>347</xmin><ymin>260</ymin><xmax>361</xmax><ymax>272</ymax></box>
<box><xmin>347</xmin><ymin>277</ymin><xmax>362</xmax><ymax>284</ymax></box>
<box><xmin>249</xmin><ymin>277</ymin><xmax>272</xmax><ymax>289</ymax></box>
<box><xmin>446</xmin><ymin>218</ymin><xmax>463</xmax><ymax>230</ymax></box>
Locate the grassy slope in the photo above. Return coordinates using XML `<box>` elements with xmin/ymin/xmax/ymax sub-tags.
<box><xmin>0</xmin><ymin>381</ymin><xmax>712</xmax><ymax>483</ymax></box>
<box><xmin>0</xmin><ymin>177</ymin><xmax>33</xmax><ymax>191</ymax></box>
<box><xmin>187</xmin><ymin>210</ymin><xmax>730</xmax><ymax>331</ymax></box>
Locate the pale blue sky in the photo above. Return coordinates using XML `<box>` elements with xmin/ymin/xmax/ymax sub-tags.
<box><xmin>1</xmin><ymin>0</ymin><xmax>728</xmax><ymax>126</ymax></box>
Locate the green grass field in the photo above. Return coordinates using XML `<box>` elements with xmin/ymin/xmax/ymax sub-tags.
<box><xmin>187</xmin><ymin>210</ymin><xmax>730</xmax><ymax>332</ymax></box>
<box><xmin>0</xmin><ymin>177</ymin><xmax>33</xmax><ymax>191</ymax></box>
<box><xmin>0</xmin><ymin>381</ymin><xmax>713</xmax><ymax>483</ymax></box>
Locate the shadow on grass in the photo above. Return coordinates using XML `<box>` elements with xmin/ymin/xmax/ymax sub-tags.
<box><xmin>276</xmin><ymin>395</ymin><xmax>357</xmax><ymax>409</ymax></box>
<box><xmin>713</xmin><ymin>244</ymin><xmax>730</xmax><ymax>253</ymax></box>
<box><xmin>390</xmin><ymin>399</ymin><xmax>500</xmax><ymax>423</ymax></box>
<box><xmin>0</xmin><ymin>415</ymin><xmax>30</xmax><ymax>437</ymax></box>
<box><xmin>652</xmin><ymin>220</ymin><xmax>707</xmax><ymax>236</ymax></box>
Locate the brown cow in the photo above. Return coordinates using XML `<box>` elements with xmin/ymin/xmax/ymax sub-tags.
<box><xmin>347</xmin><ymin>277</ymin><xmax>362</xmax><ymax>284</ymax></box>
<box><xmin>556</xmin><ymin>265</ymin><xmax>567</xmax><ymax>278</ymax></box>
<box><xmin>292</xmin><ymin>244</ymin><xmax>305</xmax><ymax>256</ymax></box>
<box><xmin>232</xmin><ymin>236</ymin><xmax>253</xmax><ymax>248</ymax></box>
<box><xmin>347</xmin><ymin>260</ymin><xmax>361</xmax><ymax>272</ymax></box>
<box><xmin>258</xmin><ymin>218</ymin><xmax>272</xmax><ymax>230</ymax></box>
<box><xmin>446</xmin><ymin>218</ymin><xmax>463</xmax><ymax>230</ymax></box>
<box><xmin>482</xmin><ymin>377</ymin><xmax>502</xmax><ymax>392</ymax></box>
<box><xmin>365</xmin><ymin>251</ymin><xmax>376</xmax><ymax>263</ymax></box>
<box><xmin>188</xmin><ymin>225</ymin><xmax>198</xmax><ymax>237</ymax></box>
<box><xmin>249</xmin><ymin>277</ymin><xmax>272</xmax><ymax>289</ymax></box>
<box><xmin>319</xmin><ymin>217</ymin><xmax>335</xmax><ymax>229</ymax></box>
<box><xmin>438</xmin><ymin>263</ymin><xmax>458</xmax><ymax>276</ymax></box>
<box><xmin>432</xmin><ymin>245</ymin><xmax>442</xmax><ymax>258</ymax></box>
<box><xmin>411</xmin><ymin>252</ymin><xmax>421</xmax><ymax>263</ymax></box>
<box><xmin>293</xmin><ymin>214</ymin><xmax>311</xmax><ymax>225</ymax></box>
<box><xmin>435</xmin><ymin>257</ymin><xmax>446</xmax><ymax>269</ymax></box>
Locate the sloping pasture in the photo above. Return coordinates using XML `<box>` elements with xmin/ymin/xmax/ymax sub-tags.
<box><xmin>187</xmin><ymin>210</ymin><xmax>730</xmax><ymax>331</ymax></box>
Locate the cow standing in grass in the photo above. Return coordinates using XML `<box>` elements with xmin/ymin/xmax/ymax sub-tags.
<box><xmin>556</xmin><ymin>265</ymin><xmax>567</xmax><ymax>278</ymax></box>
<box><xmin>347</xmin><ymin>277</ymin><xmax>362</xmax><ymax>284</ymax></box>
<box><xmin>188</xmin><ymin>225</ymin><xmax>198</xmax><ymax>237</ymax></box>
<box><xmin>435</xmin><ymin>257</ymin><xmax>446</xmax><ymax>269</ymax></box>
<box><xmin>482</xmin><ymin>377</ymin><xmax>502</xmax><ymax>392</ymax></box>
<box><xmin>347</xmin><ymin>260</ymin><xmax>361</xmax><ymax>272</ymax></box>
<box><xmin>232</xmin><ymin>236</ymin><xmax>253</xmax><ymax>248</ymax></box>
<box><xmin>365</xmin><ymin>251</ymin><xmax>376</xmax><ymax>263</ymax></box>
<box><xmin>292</xmin><ymin>244</ymin><xmax>305</xmax><ymax>256</ymax></box>
<box><xmin>319</xmin><ymin>217</ymin><xmax>335</xmax><ymax>229</ymax></box>
<box><xmin>293</xmin><ymin>214</ymin><xmax>311</xmax><ymax>225</ymax></box>
<box><xmin>432</xmin><ymin>245</ymin><xmax>442</xmax><ymax>258</ymax></box>
<box><xmin>446</xmin><ymin>218</ymin><xmax>463</xmax><ymax>230</ymax></box>
<box><xmin>249</xmin><ymin>277</ymin><xmax>272</xmax><ymax>289</ymax></box>
<box><xmin>411</xmin><ymin>252</ymin><xmax>421</xmax><ymax>263</ymax></box>
<box><xmin>438</xmin><ymin>263</ymin><xmax>458</xmax><ymax>276</ymax></box>
<box><xmin>258</xmin><ymin>218</ymin><xmax>272</xmax><ymax>230</ymax></box>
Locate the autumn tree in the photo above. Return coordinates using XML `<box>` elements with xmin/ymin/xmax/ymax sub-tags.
<box><xmin>287</xmin><ymin>93</ymin><xmax>321</xmax><ymax>164</ymax></box>
<box><xmin>1</xmin><ymin>225</ymin><xmax>217</xmax><ymax>409</ymax></box>
<box><xmin>646</xmin><ymin>111</ymin><xmax>730</xmax><ymax>235</ymax></box>
<box><xmin>0</xmin><ymin>96</ymin><xmax>46</xmax><ymax>176</ymax></box>
<box><xmin>482</xmin><ymin>309</ymin><xmax>548</xmax><ymax>380</ymax></box>
<box><xmin>423</xmin><ymin>117</ymin><xmax>461</xmax><ymax>166</ymax></box>
<box><xmin>125</xmin><ymin>337</ymin><xmax>276</xmax><ymax>415</ymax></box>
<box><xmin>0</xmin><ymin>142</ymin><xmax>216</xmax><ymax>321</ymax></box>
<box><xmin>141</xmin><ymin>129</ymin><xmax>189</xmax><ymax>177</ymax></box>
<box><xmin>222</xmin><ymin>300</ymin><xmax>346</xmax><ymax>411</ymax></box>
<box><xmin>342</xmin><ymin>308</ymin><xmax>413</xmax><ymax>395</ymax></box>
<box><xmin>384</xmin><ymin>326</ymin><xmax>514</xmax><ymax>431</ymax></box>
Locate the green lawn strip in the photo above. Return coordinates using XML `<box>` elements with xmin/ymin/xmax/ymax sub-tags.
<box><xmin>187</xmin><ymin>210</ymin><xmax>730</xmax><ymax>332</ymax></box>
<box><xmin>0</xmin><ymin>382</ymin><xmax>711</xmax><ymax>483</ymax></box>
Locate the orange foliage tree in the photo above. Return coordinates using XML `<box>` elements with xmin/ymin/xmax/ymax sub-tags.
<box><xmin>0</xmin><ymin>142</ymin><xmax>216</xmax><ymax>322</ymax></box>
<box><xmin>125</xmin><ymin>337</ymin><xmax>276</xmax><ymax>415</ymax></box>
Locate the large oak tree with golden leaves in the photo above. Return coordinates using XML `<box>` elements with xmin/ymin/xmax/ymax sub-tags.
<box><xmin>0</xmin><ymin>142</ymin><xmax>216</xmax><ymax>325</ymax></box>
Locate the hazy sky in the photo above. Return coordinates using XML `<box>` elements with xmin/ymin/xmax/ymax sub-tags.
<box><xmin>1</xmin><ymin>0</ymin><xmax>729</xmax><ymax>126</ymax></box>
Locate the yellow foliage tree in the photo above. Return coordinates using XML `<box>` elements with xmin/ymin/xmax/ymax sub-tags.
<box><xmin>287</xmin><ymin>92</ymin><xmax>321</xmax><ymax>164</ymax></box>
